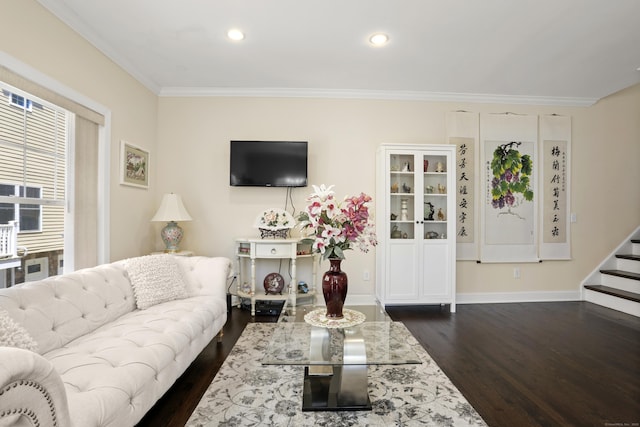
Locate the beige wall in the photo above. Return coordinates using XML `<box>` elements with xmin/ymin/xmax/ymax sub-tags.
<box><xmin>1</xmin><ymin>0</ymin><xmax>159</xmax><ymax>261</ymax></box>
<box><xmin>157</xmin><ymin>86</ymin><xmax>640</xmax><ymax>298</ymax></box>
<box><xmin>3</xmin><ymin>0</ymin><xmax>639</xmax><ymax>300</ymax></box>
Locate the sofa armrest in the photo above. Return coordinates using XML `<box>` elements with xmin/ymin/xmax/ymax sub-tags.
<box><xmin>177</xmin><ymin>256</ymin><xmax>233</xmax><ymax>301</ymax></box>
<box><xmin>0</xmin><ymin>347</ymin><xmax>72</xmax><ymax>427</ymax></box>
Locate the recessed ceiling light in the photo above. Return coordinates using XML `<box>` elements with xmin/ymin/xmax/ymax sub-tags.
<box><xmin>227</xmin><ymin>29</ymin><xmax>245</xmax><ymax>41</ymax></box>
<box><xmin>369</xmin><ymin>33</ymin><xmax>389</xmax><ymax>46</ymax></box>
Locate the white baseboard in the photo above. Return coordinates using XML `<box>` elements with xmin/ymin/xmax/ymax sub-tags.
<box><xmin>457</xmin><ymin>290</ymin><xmax>581</xmax><ymax>304</ymax></box>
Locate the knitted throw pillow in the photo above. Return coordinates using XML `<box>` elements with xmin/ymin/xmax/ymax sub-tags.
<box><xmin>0</xmin><ymin>308</ymin><xmax>39</xmax><ymax>352</ymax></box>
<box><xmin>125</xmin><ymin>254</ymin><xmax>187</xmax><ymax>309</ymax></box>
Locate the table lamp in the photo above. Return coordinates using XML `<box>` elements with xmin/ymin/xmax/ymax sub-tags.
<box><xmin>151</xmin><ymin>193</ymin><xmax>192</xmax><ymax>252</ymax></box>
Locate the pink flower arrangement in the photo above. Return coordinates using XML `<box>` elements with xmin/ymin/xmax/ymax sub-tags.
<box><xmin>298</xmin><ymin>184</ymin><xmax>378</xmax><ymax>260</ymax></box>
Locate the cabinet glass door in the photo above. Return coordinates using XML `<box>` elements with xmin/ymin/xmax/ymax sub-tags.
<box><xmin>389</xmin><ymin>153</ymin><xmax>416</xmax><ymax>240</ymax></box>
<box><xmin>422</xmin><ymin>154</ymin><xmax>448</xmax><ymax>241</ymax></box>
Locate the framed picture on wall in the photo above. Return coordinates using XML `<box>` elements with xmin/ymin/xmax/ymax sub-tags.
<box><xmin>120</xmin><ymin>140</ymin><xmax>149</xmax><ymax>189</ymax></box>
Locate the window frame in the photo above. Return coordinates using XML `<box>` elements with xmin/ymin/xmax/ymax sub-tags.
<box><xmin>0</xmin><ymin>183</ymin><xmax>43</xmax><ymax>233</ymax></box>
<box><xmin>8</xmin><ymin>92</ymin><xmax>33</xmax><ymax>111</ymax></box>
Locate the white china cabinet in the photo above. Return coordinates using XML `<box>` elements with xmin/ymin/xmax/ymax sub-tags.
<box><xmin>375</xmin><ymin>144</ymin><xmax>456</xmax><ymax>312</ymax></box>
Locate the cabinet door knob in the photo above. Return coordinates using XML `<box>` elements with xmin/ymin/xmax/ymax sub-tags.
<box><xmin>270</xmin><ymin>248</ymin><xmax>276</xmax><ymax>254</ymax></box>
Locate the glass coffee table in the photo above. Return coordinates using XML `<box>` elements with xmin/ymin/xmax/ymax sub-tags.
<box><xmin>263</xmin><ymin>305</ymin><xmax>421</xmax><ymax>411</ymax></box>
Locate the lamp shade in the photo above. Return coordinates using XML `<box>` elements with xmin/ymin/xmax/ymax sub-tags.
<box><xmin>151</xmin><ymin>193</ymin><xmax>192</xmax><ymax>222</ymax></box>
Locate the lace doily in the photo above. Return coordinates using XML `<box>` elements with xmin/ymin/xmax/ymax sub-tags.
<box><xmin>303</xmin><ymin>308</ymin><xmax>366</xmax><ymax>328</ymax></box>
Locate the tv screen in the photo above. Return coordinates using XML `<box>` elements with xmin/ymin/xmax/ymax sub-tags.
<box><xmin>230</xmin><ymin>140</ymin><xmax>308</xmax><ymax>187</ymax></box>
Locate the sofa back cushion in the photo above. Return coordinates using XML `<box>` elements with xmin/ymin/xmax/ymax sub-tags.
<box><xmin>125</xmin><ymin>254</ymin><xmax>187</xmax><ymax>309</ymax></box>
<box><xmin>0</xmin><ymin>262</ymin><xmax>135</xmax><ymax>354</ymax></box>
<box><xmin>0</xmin><ymin>308</ymin><xmax>39</xmax><ymax>351</ymax></box>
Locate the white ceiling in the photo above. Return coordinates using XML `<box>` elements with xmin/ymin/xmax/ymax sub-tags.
<box><xmin>37</xmin><ymin>0</ymin><xmax>640</xmax><ymax>106</ymax></box>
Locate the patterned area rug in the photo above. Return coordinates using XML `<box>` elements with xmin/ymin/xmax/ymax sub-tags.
<box><xmin>186</xmin><ymin>323</ymin><xmax>487</xmax><ymax>426</ymax></box>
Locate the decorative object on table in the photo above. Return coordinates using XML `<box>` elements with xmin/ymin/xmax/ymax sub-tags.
<box><xmin>437</xmin><ymin>208</ymin><xmax>445</xmax><ymax>221</ymax></box>
<box><xmin>254</xmin><ymin>208</ymin><xmax>295</xmax><ymax>239</ymax></box>
<box><xmin>390</xmin><ymin>213</ymin><xmax>397</xmax><ymax>220</ymax></box>
<box><xmin>400</xmin><ymin>198</ymin><xmax>409</xmax><ymax>221</ymax></box>
<box><xmin>298</xmin><ymin>184</ymin><xmax>377</xmax><ymax>319</ymax></box>
<box><xmin>424</xmin><ymin>201</ymin><xmax>435</xmax><ymax>221</ymax></box>
<box><xmin>241</xmin><ymin>282</ymin><xmax>252</xmax><ymax>295</ymax></box>
<box><xmin>425</xmin><ymin>185</ymin><xmax>434</xmax><ymax>194</ymax></box>
<box><xmin>435</xmin><ymin>161</ymin><xmax>445</xmax><ymax>172</ymax></box>
<box><xmin>322</xmin><ymin>258</ymin><xmax>348</xmax><ymax>318</ymax></box>
<box><xmin>425</xmin><ymin>231</ymin><xmax>440</xmax><ymax>239</ymax></box>
<box><xmin>438</xmin><ymin>183</ymin><xmax>446</xmax><ymax>194</ymax></box>
<box><xmin>151</xmin><ymin>193</ymin><xmax>192</xmax><ymax>252</ymax></box>
<box><xmin>401</xmin><ymin>183</ymin><xmax>411</xmax><ymax>193</ymax></box>
<box><xmin>303</xmin><ymin>308</ymin><xmax>366</xmax><ymax>328</ymax></box>
<box><xmin>401</xmin><ymin>161</ymin><xmax>411</xmax><ymax>172</ymax></box>
<box><xmin>390</xmin><ymin>182</ymin><xmax>399</xmax><ymax>193</ymax></box>
<box><xmin>120</xmin><ymin>140</ymin><xmax>149</xmax><ymax>189</ymax></box>
<box><xmin>402</xmin><ymin>232</ymin><xmax>408</xmax><ymax>239</ymax></box>
<box><xmin>297</xmin><ymin>281</ymin><xmax>309</xmax><ymax>293</ymax></box>
<box><xmin>423</xmin><ymin>159</ymin><xmax>429</xmax><ymax>172</ymax></box>
<box><xmin>391</xmin><ymin>225</ymin><xmax>402</xmax><ymax>239</ymax></box>
<box><xmin>263</xmin><ymin>272</ymin><xmax>285</xmax><ymax>295</ymax></box>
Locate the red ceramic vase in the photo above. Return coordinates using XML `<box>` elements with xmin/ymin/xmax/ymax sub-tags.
<box><xmin>322</xmin><ymin>258</ymin><xmax>348</xmax><ymax>319</ymax></box>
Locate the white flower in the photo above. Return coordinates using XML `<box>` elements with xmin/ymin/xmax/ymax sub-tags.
<box><xmin>310</xmin><ymin>184</ymin><xmax>335</xmax><ymax>202</ymax></box>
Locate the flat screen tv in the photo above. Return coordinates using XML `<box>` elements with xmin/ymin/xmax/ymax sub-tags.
<box><xmin>230</xmin><ymin>140</ymin><xmax>308</xmax><ymax>187</ymax></box>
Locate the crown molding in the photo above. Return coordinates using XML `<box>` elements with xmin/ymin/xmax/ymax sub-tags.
<box><xmin>37</xmin><ymin>0</ymin><xmax>161</xmax><ymax>94</ymax></box>
<box><xmin>158</xmin><ymin>86</ymin><xmax>598</xmax><ymax>107</ymax></box>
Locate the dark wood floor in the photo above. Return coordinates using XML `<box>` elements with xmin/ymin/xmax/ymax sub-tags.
<box><xmin>137</xmin><ymin>302</ymin><xmax>640</xmax><ymax>427</ymax></box>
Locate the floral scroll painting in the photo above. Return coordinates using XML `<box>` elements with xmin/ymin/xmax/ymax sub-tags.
<box><xmin>480</xmin><ymin>113</ymin><xmax>538</xmax><ymax>263</ymax></box>
<box><xmin>484</xmin><ymin>140</ymin><xmax>535</xmax><ymax>245</ymax></box>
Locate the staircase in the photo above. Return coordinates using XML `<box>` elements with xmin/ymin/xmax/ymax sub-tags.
<box><xmin>582</xmin><ymin>226</ymin><xmax>640</xmax><ymax>317</ymax></box>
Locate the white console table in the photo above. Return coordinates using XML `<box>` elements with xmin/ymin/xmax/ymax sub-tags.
<box><xmin>234</xmin><ymin>238</ymin><xmax>317</xmax><ymax>315</ymax></box>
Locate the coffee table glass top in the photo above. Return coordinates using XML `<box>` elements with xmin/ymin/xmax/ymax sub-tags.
<box><xmin>262</xmin><ymin>321</ymin><xmax>421</xmax><ymax>366</ymax></box>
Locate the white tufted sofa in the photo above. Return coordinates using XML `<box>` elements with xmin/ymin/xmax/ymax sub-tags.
<box><xmin>0</xmin><ymin>255</ymin><xmax>232</xmax><ymax>427</ymax></box>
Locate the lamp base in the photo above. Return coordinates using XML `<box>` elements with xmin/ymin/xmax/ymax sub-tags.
<box><xmin>161</xmin><ymin>221</ymin><xmax>184</xmax><ymax>252</ymax></box>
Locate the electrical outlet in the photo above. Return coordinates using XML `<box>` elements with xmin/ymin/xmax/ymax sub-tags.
<box><xmin>514</xmin><ymin>267</ymin><xmax>520</xmax><ymax>279</ymax></box>
<box><xmin>363</xmin><ymin>270</ymin><xmax>370</xmax><ymax>281</ymax></box>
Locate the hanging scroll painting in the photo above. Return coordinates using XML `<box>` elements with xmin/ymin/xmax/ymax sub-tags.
<box><xmin>480</xmin><ymin>114</ymin><xmax>539</xmax><ymax>263</ymax></box>
<box><xmin>539</xmin><ymin>115</ymin><xmax>571</xmax><ymax>260</ymax></box>
<box><xmin>447</xmin><ymin>111</ymin><xmax>479</xmax><ymax>260</ymax></box>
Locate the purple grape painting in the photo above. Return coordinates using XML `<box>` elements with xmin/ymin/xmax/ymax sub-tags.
<box><xmin>490</xmin><ymin>141</ymin><xmax>533</xmax><ymax>219</ymax></box>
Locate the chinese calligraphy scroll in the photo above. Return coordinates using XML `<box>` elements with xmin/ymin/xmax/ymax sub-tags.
<box><xmin>447</xmin><ymin>111</ymin><xmax>479</xmax><ymax>260</ymax></box>
<box><xmin>540</xmin><ymin>115</ymin><xmax>571</xmax><ymax>259</ymax></box>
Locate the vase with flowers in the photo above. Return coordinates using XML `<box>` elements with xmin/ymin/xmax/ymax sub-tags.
<box><xmin>298</xmin><ymin>184</ymin><xmax>377</xmax><ymax>318</ymax></box>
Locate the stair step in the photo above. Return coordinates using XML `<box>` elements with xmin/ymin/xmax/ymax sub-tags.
<box><xmin>584</xmin><ymin>285</ymin><xmax>640</xmax><ymax>303</ymax></box>
<box><xmin>617</xmin><ymin>254</ymin><xmax>640</xmax><ymax>262</ymax></box>
<box><xmin>600</xmin><ymin>269</ymin><xmax>640</xmax><ymax>281</ymax></box>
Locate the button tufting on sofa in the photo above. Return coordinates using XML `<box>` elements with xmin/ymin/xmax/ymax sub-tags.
<box><xmin>0</xmin><ymin>255</ymin><xmax>231</xmax><ymax>427</ymax></box>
